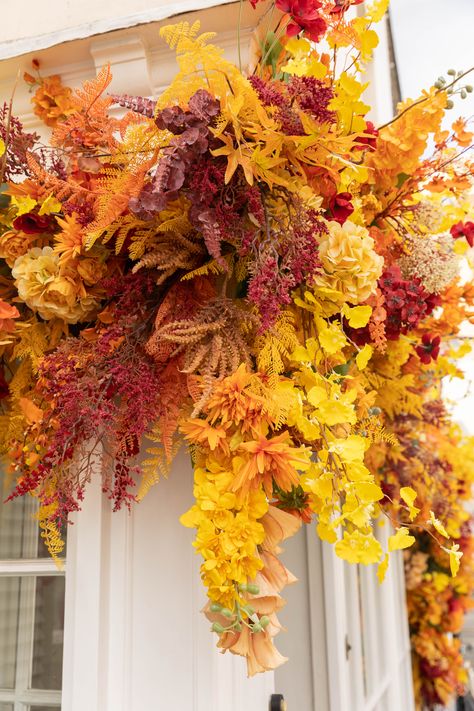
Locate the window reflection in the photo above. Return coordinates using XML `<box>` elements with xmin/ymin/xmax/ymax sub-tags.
<box><xmin>0</xmin><ymin>577</ymin><xmax>19</xmax><ymax>689</ymax></box>
<box><xmin>32</xmin><ymin>577</ymin><xmax>65</xmax><ymax>690</ymax></box>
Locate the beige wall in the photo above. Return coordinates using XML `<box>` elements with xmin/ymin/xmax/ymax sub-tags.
<box><xmin>0</xmin><ymin>0</ymin><xmax>235</xmax><ymax>59</ymax></box>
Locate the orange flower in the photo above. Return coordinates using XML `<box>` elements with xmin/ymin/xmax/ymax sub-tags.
<box><xmin>0</xmin><ymin>300</ymin><xmax>20</xmax><ymax>332</ymax></box>
<box><xmin>206</xmin><ymin>364</ymin><xmax>266</xmax><ymax>428</ymax></box>
<box><xmin>234</xmin><ymin>431</ymin><xmax>311</xmax><ymax>496</ymax></box>
<box><xmin>180</xmin><ymin>418</ymin><xmax>230</xmax><ymax>453</ymax></box>
<box><xmin>32</xmin><ymin>75</ymin><xmax>76</xmax><ymax>128</ymax></box>
<box><xmin>53</xmin><ymin>214</ymin><xmax>84</xmax><ymax>264</ymax></box>
<box><xmin>217</xmin><ymin>625</ymin><xmax>288</xmax><ymax>677</ymax></box>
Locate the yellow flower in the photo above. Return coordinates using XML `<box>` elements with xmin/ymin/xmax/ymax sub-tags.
<box><xmin>315</xmin><ymin>221</ymin><xmax>383</xmax><ymax>304</ymax></box>
<box><xmin>12</xmin><ymin>246</ymin><xmax>98</xmax><ymax>323</ymax></box>
<box><xmin>335</xmin><ymin>530</ymin><xmax>383</xmax><ymax>564</ymax></box>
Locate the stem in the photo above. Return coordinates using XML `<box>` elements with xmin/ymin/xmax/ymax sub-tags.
<box><xmin>377</xmin><ymin>66</ymin><xmax>474</xmax><ymax>133</ymax></box>
<box><xmin>0</xmin><ymin>70</ymin><xmax>20</xmax><ymax>185</ymax></box>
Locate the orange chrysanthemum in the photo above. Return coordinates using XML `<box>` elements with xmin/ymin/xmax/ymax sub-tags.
<box><xmin>234</xmin><ymin>431</ymin><xmax>311</xmax><ymax>497</ymax></box>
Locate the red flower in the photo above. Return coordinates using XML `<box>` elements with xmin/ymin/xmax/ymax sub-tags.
<box><xmin>415</xmin><ymin>333</ymin><xmax>441</xmax><ymax>365</ymax></box>
<box><xmin>0</xmin><ymin>368</ymin><xmax>9</xmax><ymax>400</ymax></box>
<box><xmin>357</xmin><ymin>120</ymin><xmax>379</xmax><ymax>151</ymax></box>
<box><xmin>276</xmin><ymin>0</ymin><xmax>327</xmax><ymax>41</ymax></box>
<box><xmin>12</xmin><ymin>212</ymin><xmax>53</xmax><ymax>234</ymax></box>
<box><xmin>327</xmin><ymin>192</ymin><xmax>354</xmax><ymax>224</ymax></box>
<box><xmin>330</xmin><ymin>0</ymin><xmax>364</xmax><ymax>13</ymax></box>
<box><xmin>450</xmin><ymin>220</ymin><xmax>474</xmax><ymax>247</ymax></box>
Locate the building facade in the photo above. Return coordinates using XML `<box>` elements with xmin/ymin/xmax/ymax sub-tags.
<box><xmin>0</xmin><ymin>3</ymin><xmax>415</xmax><ymax>710</ymax></box>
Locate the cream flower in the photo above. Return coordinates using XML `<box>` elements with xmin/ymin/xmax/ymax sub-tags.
<box><xmin>12</xmin><ymin>246</ymin><xmax>98</xmax><ymax>323</ymax></box>
<box><xmin>315</xmin><ymin>220</ymin><xmax>384</xmax><ymax>303</ymax></box>
<box><xmin>399</xmin><ymin>234</ymin><xmax>460</xmax><ymax>294</ymax></box>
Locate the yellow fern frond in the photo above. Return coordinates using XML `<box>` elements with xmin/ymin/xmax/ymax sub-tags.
<box><xmin>8</xmin><ymin>358</ymin><xmax>33</xmax><ymax>400</ymax></box>
<box><xmin>180</xmin><ymin>258</ymin><xmax>227</xmax><ymax>281</ymax></box>
<box><xmin>138</xmin><ymin>422</ymin><xmax>182</xmax><ymax>500</ymax></box>
<box><xmin>159</xmin><ymin>22</ymin><xmax>215</xmax><ymax>54</ymax></box>
<box><xmin>12</xmin><ymin>321</ymin><xmax>49</xmax><ymax>371</ymax></box>
<box><xmin>256</xmin><ymin>311</ymin><xmax>298</xmax><ymax>377</ymax></box>
<box><xmin>36</xmin><ymin>503</ymin><xmax>65</xmax><ymax>569</ymax></box>
<box><xmin>360</xmin><ymin>417</ymin><xmax>399</xmax><ymax>446</ymax></box>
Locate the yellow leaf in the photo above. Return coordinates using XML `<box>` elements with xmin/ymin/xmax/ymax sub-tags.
<box><xmin>307</xmin><ymin>386</ymin><xmax>327</xmax><ymax>407</ymax></box>
<box><xmin>365</xmin><ymin>0</ymin><xmax>390</xmax><ymax>23</ymax></box>
<box><xmin>377</xmin><ymin>554</ymin><xmax>389</xmax><ymax>584</ymax></box>
<box><xmin>329</xmin><ymin>434</ymin><xmax>367</xmax><ymax>462</ymax></box>
<box><xmin>0</xmin><ymin>138</ymin><xmax>5</xmax><ymax>157</ymax></box>
<box><xmin>353</xmin><ymin>481</ymin><xmax>384</xmax><ymax>503</ymax></box>
<box><xmin>335</xmin><ymin>530</ymin><xmax>383</xmax><ymax>565</ymax></box>
<box><xmin>400</xmin><ymin>486</ymin><xmax>420</xmax><ymax>520</ymax></box>
<box><xmin>315</xmin><ymin>399</ymin><xmax>357</xmax><ymax>426</ymax></box>
<box><xmin>388</xmin><ymin>527</ymin><xmax>415</xmax><ymax>552</ymax></box>
<box><xmin>317</xmin><ymin>521</ymin><xmax>337</xmax><ymax>544</ymax></box>
<box><xmin>342</xmin><ymin>304</ymin><xmax>372</xmax><ymax>328</ymax></box>
<box><xmin>11</xmin><ymin>195</ymin><xmax>37</xmax><ymax>216</ymax></box>
<box><xmin>356</xmin><ymin>344</ymin><xmax>373</xmax><ymax>371</ymax></box>
<box><xmin>38</xmin><ymin>194</ymin><xmax>62</xmax><ymax>215</ymax></box>
<box><xmin>429</xmin><ymin>510</ymin><xmax>449</xmax><ymax>539</ymax></box>
<box><xmin>447</xmin><ymin>543</ymin><xmax>463</xmax><ymax>577</ymax></box>
<box><xmin>318</xmin><ymin>323</ymin><xmax>347</xmax><ymax>354</ymax></box>
<box><xmin>453</xmin><ymin>239</ymin><xmax>469</xmax><ymax>255</ymax></box>
<box><xmin>400</xmin><ymin>486</ymin><xmax>417</xmax><ymax>508</ymax></box>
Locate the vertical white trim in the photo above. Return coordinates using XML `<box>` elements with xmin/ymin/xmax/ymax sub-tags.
<box><xmin>61</xmin><ymin>476</ymin><xmax>104</xmax><ymax>711</ymax></box>
<box><xmin>321</xmin><ymin>543</ymin><xmax>351</xmax><ymax>711</ymax></box>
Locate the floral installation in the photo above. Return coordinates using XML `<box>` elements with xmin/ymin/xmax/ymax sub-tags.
<box><xmin>0</xmin><ymin>1</ymin><xmax>474</xmax><ymax>707</ymax></box>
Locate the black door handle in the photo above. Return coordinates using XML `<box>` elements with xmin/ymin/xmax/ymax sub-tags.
<box><xmin>269</xmin><ymin>693</ymin><xmax>287</xmax><ymax>711</ymax></box>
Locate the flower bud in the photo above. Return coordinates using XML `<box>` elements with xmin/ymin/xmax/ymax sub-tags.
<box><xmin>252</xmin><ymin>623</ymin><xmax>263</xmax><ymax>633</ymax></box>
<box><xmin>238</xmin><ymin>584</ymin><xmax>248</xmax><ymax>592</ymax></box>
<box><xmin>447</xmin><ymin>68</ymin><xmax>456</xmax><ymax>76</ymax></box>
<box><xmin>246</xmin><ymin>583</ymin><xmax>260</xmax><ymax>595</ymax></box>
<box><xmin>466</xmin><ymin>85</ymin><xmax>473</xmax><ymax>93</ymax></box>
<box><xmin>221</xmin><ymin>607</ymin><xmax>234</xmax><ymax>618</ymax></box>
<box><xmin>260</xmin><ymin>616</ymin><xmax>271</xmax><ymax>628</ymax></box>
<box><xmin>212</xmin><ymin>622</ymin><xmax>225</xmax><ymax>634</ymax></box>
<box><xmin>210</xmin><ymin>602</ymin><xmax>223</xmax><ymax>613</ymax></box>
<box><xmin>446</xmin><ymin>99</ymin><xmax>454</xmax><ymax>110</ymax></box>
<box><xmin>461</xmin><ymin>89</ymin><xmax>467</xmax><ymax>99</ymax></box>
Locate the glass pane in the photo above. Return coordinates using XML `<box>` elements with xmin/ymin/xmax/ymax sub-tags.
<box><xmin>0</xmin><ymin>577</ymin><xmax>20</xmax><ymax>688</ymax></box>
<box><xmin>0</xmin><ymin>468</ymin><xmax>66</xmax><ymax>560</ymax></box>
<box><xmin>0</xmin><ymin>704</ymin><xmax>14</xmax><ymax>711</ymax></box>
<box><xmin>31</xmin><ymin>577</ymin><xmax>65</xmax><ymax>690</ymax></box>
<box><xmin>0</xmin><ymin>468</ymin><xmax>37</xmax><ymax>559</ymax></box>
<box><xmin>30</xmin><ymin>707</ymin><xmax>60</xmax><ymax>711</ymax></box>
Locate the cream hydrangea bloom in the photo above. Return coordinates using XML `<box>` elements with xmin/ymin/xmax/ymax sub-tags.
<box><xmin>12</xmin><ymin>246</ymin><xmax>98</xmax><ymax>323</ymax></box>
<box><xmin>315</xmin><ymin>221</ymin><xmax>384</xmax><ymax>303</ymax></box>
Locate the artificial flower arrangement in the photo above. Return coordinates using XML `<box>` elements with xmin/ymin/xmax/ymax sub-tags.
<box><xmin>1</xmin><ymin>0</ymin><xmax>474</xmax><ymax>707</ymax></box>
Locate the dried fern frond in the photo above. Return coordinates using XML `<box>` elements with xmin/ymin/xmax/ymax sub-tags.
<box><xmin>133</xmin><ymin>231</ymin><xmax>205</xmax><ymax>282</ymax></box>
<box><xmin>147</xmin><ymin>298</ymin><xmax>257</xmax><ymax>383</ymax></box>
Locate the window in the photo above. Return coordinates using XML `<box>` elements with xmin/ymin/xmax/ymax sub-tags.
<box><xmin>0</xmin><ymin>470</ymin><xmax>65</xmax><ymax>711</ymax></box>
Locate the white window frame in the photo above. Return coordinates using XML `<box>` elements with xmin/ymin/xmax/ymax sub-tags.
<box><xmin>0</xmin><ymin>493</ymin><xmax>64</xmax><ymax>711</ymax></box>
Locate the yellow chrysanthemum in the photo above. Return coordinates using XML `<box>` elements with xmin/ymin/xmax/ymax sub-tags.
<box><xmin>315</xmin><ymin>220</ymin><xmax>384</xmax><ymax>304</ymax></box>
